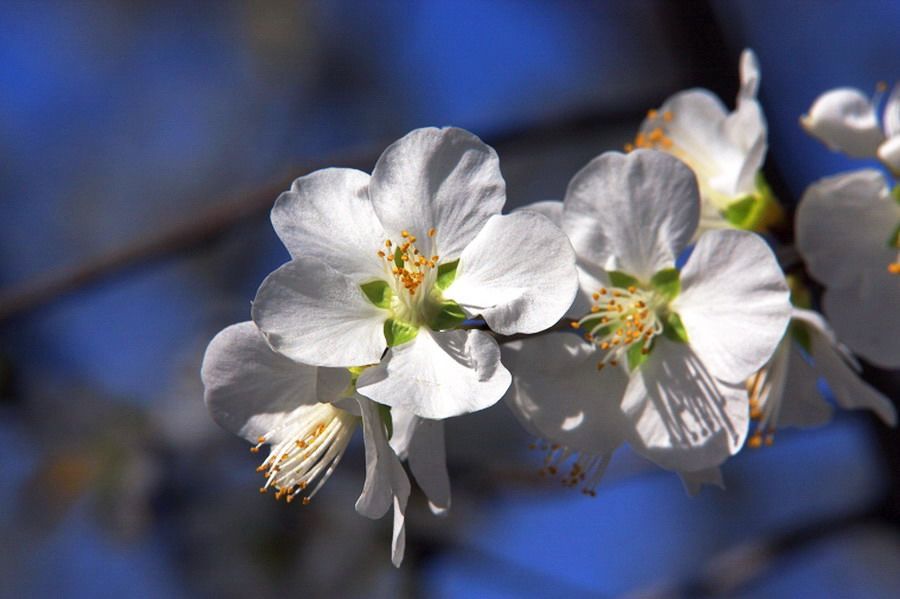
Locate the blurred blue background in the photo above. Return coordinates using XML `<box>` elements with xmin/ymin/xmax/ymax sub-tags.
<box><xmin>1</xmin><ymin>1</ymin><xmax>898</xmax><ymax>597</ymax></box>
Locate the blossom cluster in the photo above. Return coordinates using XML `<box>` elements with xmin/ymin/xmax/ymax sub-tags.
<box><xmin>201</xmin><ymin>49</ymin><xmax>897</xmax><ymax>565</ymax></box>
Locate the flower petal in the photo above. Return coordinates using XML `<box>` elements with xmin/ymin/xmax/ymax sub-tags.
<box><xmin>355</xmin><ymin>396</ymin><xmax>409</xmax><ymax>519</ymax></box>
<box><xmin>369</xmin><ymin>127</ymin><xmax>505</xmax><ymax>260</ymax></box>
<box><xmin>795</xmin><ymin>309</ymin><xmax>897</xmax><ymax>425</ymax></box>
<box><xmin>801</xmin><ymin>88</ymin><xmax>885</xmax><ymax>157</ymax></box>
<box><xmin>796</xmin><ymin>169</ymin><xmax>898</xmax><ymax>288</ymax></box>
<box><xmin>562</xmin><ymin>150</ymin><xmax>700</xmax><ymax>281</ymax></box>
<box><xmin>514</xmin><ymin>199</ymin><xmax>563</xmax><ymax>225</ymax></box>
<box><xmin>270</xmin><ymin>168</ymin><xmax>386</xmax><ymax>282</ymax></box>
<box><xmin>877</xmin><ymin>135</ymin><xmax>900</xmax><ymax>175</ymax></box>
<box><xmin>679</xmin><ymin>467</ymin><xmax>724</xmax><ymax>497</ymax></box>
<box><xmin>503</xmin><ymin>332</ymin><xmax>630</xmax><ymax>456</ymax></box>
<box><xmin>674</xmin><ymin>229</ymin><xmax>790</xmax><ymax>384</ymax></box>
<box><xmin>409</xmin><ymin>419</ymin><xmax>451</xmax><ymax>515</ymax></box>
<box><xmin>444</xmin><ymin>212</ymin><xmax>578</xmax><ymax>334</ymax></box>
<box><xmin>775</xmin><ymin>340</ymin><xmax>834</xmax><ymax>429</ymax></box>
<box><xmin>252</xmin><ymin>257</ymin><xmax>388</xmax><ymax>367</ymax></box>
<box><xmin>356</xmin><ymin>329</ymin><xmax>511</xmax><ymax>420</ymax></box>
<box><xmin>201</xmin><ymin>321</ymin><xmax>350</xmax><ymax>442</ymax></box>
<box><xmin>738</xmin><ymin>49</ymin><xmax>760</xmax><ymax>101</ymax></box>
<box><xmin>622</xmin><ymin>337</ymin><xmax>749</xmax><ymax>472</ymax></box>
<box><xmin>884</xmin><ymin>84</ymin><xmax>900</xmax><ymax>138</ymax></box>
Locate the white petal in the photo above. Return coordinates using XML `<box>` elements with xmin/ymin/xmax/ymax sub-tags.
<box><xmin>355</xmin><ymin>396</ymin><xmax>409</xmax><ymax>518</ymax></box>
<box><xmin>356</xmin><ymin>329</ymin><xmax>511</xmax><ymax>420</ymax></box>
<box><xmin>877</xmin><ymin>135</ymin><xmax>900</xmax><ymax>175</ymax></box>
<box><xmin>622</xmin><ymin>337</ymin><xmax>749</xmax><ymax>472</ymax></box>
<box><xmin>796</xmin><ymin>169</ymin><xmax>898</xmax><ymax>288</ymax></box>
<box><xmin>201</xmin><ymin>321</ymin><xmax>350</xmax><ymax>442</ymax></box>
<box><xmin>674</xmin><ymin>229</ymin><xmax>791</xmax><ymax>384</ymax></box>
<box><xmin>503</xmin><ymin>332</ymin><xmax>630</xmax><ymax>456</ymax></box>
<box><xmin>799</xmin><ymin>311</ymin><xmax>897</xmax><ymax>425</ymax></box>
<box><xmin>251</xmin><ymin>257</ymin><xmax>388</xmax><ymax>367</ymax></box>
<box><xmin>368</xmin><ymin>127</ymin><xmax>506</xmax><ymax>260</ymax></box>
<box><xmin>271</xmin><ymin>168</ymin><xmax>386</xmax><ymax>282</ymax></box>
<box><xmin>391</xmin><ymin>491</ymin><xmax>408</xmax><ymax>568</ymax></box>
<box><xmin>822</xmin><ymin>271</ymin><xmax>900</xmax><ymax>369</ymax></box>
<box><xmin>776</xmin><ymin>341</ymin><xmax>834</xmax><ymax>429</ymax></box>
<box><xmin>738</xmin><ymin>49</ymin><xmax>760</xmax><ymax>101</ymax></box>
<box><xmin>801</xmin><ymin>88</ymin><xmax>885</xmax><ymax>157</ymax></box>
<box><xmin>679</xmin><ymin>467</ymin><xmax>724</xmax><ymax>497</ymax></box>
<box><xmin>407</xmin><ymin>419</ymin><xmax>451</xmax><ymax>515</ymax></box>
<box><xmin>444</xmin><ymin>212</ymin><xmax>578</xmax><ymax>335</ymax></box>
<box><xmin>884</xmin><ymin>84</ymin><xmax>900</xmax><ymax>138</ymax></box>
<box><xmin>513</xmin><ymin>199</ymin><xmax>563</xmax><ymax>225</ymax></box>
<box><xmin>562</xmin><ymin>150</ymin><xmax>700</xmax><ymax>281</ymax></box>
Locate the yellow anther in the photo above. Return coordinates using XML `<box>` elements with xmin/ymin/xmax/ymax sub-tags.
<box><xmin>377</xmin><ymin>250</ymin><xmax>385</xmax><ymax>258</ymax></box>
<box><xmin>302</xmin><ymin>497</ymin><xmax>311</xmax><ymax>505</ymax></box>
<box><xmin>627</xmin><ymin>285</ymin><xmax>637</xmax><ymax>293</ymax></box>
<box><xmin>647</xmin><ymin>108</ymin><xmax>658</xmax><ymax>119</ymax></box>
<box><xmin>888</xmin><ymin>262</ymin><xmax>900</xmax><ymax>275</ymax></box>
<box><xmin>401</xmin><ymin>230</ymin><xmax>409</xmax><ymax>238</ymax></box>
<box><xmin>624</xmin><ymin>143</ymin><xmax>634</xmax><ymax>152</ymax></box>
<box><xmin>428</xmin><ymin>227</ymin><xmax>437</xmax><ymax>237</ymax></box>
<box><xmin>748</xmin><ymin>435</ymin><xmax>763</xmax><ymax>449</ymax></box>
<box><xmin>385</xmin><ymin>239</ymin><xmax>392</xmax><ymax>247</ymax></box>
<box><xmin>877</xmin><ymin>81</ymin><xmax>888</xmax><ymax>93</ymax></box>
<box><xmin>570</xmin><ymin>321</ymin><xmax>580</xmax><ymax>329</ymax></box>
<box><xmin>663</xmin><ymin>111</ymin><xmax>673</xmax><ymax>122</ymax></box>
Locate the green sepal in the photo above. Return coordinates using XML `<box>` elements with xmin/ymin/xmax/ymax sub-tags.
<box><xmin>786</xmin><ymin>274</ymin><xmax>812</xmax><ymax>310</ymax></box>
<box><xmin>722</xmin><ymin>174</ymin><xmax>784</xmax><ymax>232</ymax></box>
<box><xmin>887</xmin><ymin>222</ymin><xmax>900</xmax><ymax>249</ymax></box>
<box><xmin>429</xmin><ymin>300</ymin><xmax>467</xmax><ymax>331</ymax></box>
<box><xmin>377</xmin><ymin>404</ymin><xmax>393</xmax><ymax>440</ymax></box>
<box><xmin>626</xmin><ymin>339</ymin><xmax>652</xmax><ymax>371</ymax></box>
<box><xmin>790</xmin><ymin>322</ymin><xmax>812</xmax><ymax>354</ymax></box>
<box><xmin>662</xmin><ymin>312</ymin><xmax>689</xmax><ymax>343</ymax></box>
<box><xmin>435</xmin><ymin>259</ymin><xmax>459</xmax><ymax>290</ymax></box>
<box><xmin>608</xmin><ymin>270</ymin><xmax>638</xmax><ymax>288</ymax></box>
<box><xmin>384</xmin><ymin>319</ymin><xmax>418</xmax><ymax>347</ymax></box>
<box><xmin>650</xmin><ymin>268</ymin><xmax>680</xmax><ymax>301</ymax></box>
<box><xmin>360</xmin><ymin>280</ymin><xmax>392</xmax><ymax>308</ymax></box>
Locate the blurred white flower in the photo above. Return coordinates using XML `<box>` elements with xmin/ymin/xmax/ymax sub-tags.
<box><xmin>201</xmin><ymin>322</ymin><xmax>410</xmax><ymax>566</ymax></box>
<box><xmin>745</xmin><ymin>308</ymin><xmax>896</xmax><ymax>449</ymax></box>
<box><xmin>796</xmin><ymin>169</ymin><xmax>900</xmax><ymax>368</ymax></box>
<box><xmin>505</xmin><ymin>150</ymin><xmax>790</xmax><ymax>490</ymax></box>
<box><xmin>251</xmin><ymin>126</ymin><xmax>578</xmax><ymax>420</ymax></box>
<box><xmin>630</xmin><ymin>49</ymin><xmax>779</xmax><ymax>233</ymax></box>
<box><xmin>802</xmin><ymin>82</ymin><xmax>900</xmax><ymax>175</ymax></box>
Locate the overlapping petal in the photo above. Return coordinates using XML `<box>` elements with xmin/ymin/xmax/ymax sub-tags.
<box><xmin>356</xmin><ymin>329</ymin><xmax>511</xmax><ymax>420</ymax></box>
<box><xmin>201</xmin><ymin>321</ymin><xmax>350</xmax><ymax>442</ymax></box>
<box><xmin>390</xmin><ymin>413</ymin><xmax>451</xmax><ymax>515</ymax></box>
<box><xmin>252</xmin><ymin>257</ymin><xmax>388</xmax><ymax>367</ymax></box>
<box><xmin>369</xmin><ymin>127</ymin><xmax>506</xmax><ymax>260</ymax></box>
<box><xmin>801</xmin><ymin>88</ymin><xmax>885</xmax><ymax>157</ymax></box>
<box><xmin>622</xmin><ymin>337</ymin><xmax>749</xmax><ymax>472</ymax></box>
<box><xmin>562</xmin><ymin>150</ymin><xmax>700</xmax><ymax>282</ymax></box>
<box><xmin>356</xmin><ymin>397</ymin><xmax>411</xmax><ymax>524</ymax></box>
<box><xmin>674</xmin><ymin>229</ymin><xmax>791</xmax><ymax>384</ymax></box>
<box><xmin>271</xmin><ymin>168</ymin><xmax>386</xmax><ymax>282</ymax></box>
<box><xmin>444</xmin><ymin>211</ymin><xmax>578</xmax><ymax>334</ymax></box>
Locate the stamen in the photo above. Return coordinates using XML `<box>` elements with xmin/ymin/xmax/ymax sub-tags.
<box><xmin>576</xmin><ymin>283</ymin><xmax>664</xmax><ymax>370</ymax></box>
<box><xmin>253</xmin><ymin>403</ymin><xmax>358</xmax><ymax>505</ymax></box>
<box><xmin>537</xmin><ymin>441</ymin><xmax>610</xmax><ymax>496</ymax></box>
<box><xmin>378</xmin><ymin>228</ymin><xmax>439</xmax><ymax>295</ymax></box>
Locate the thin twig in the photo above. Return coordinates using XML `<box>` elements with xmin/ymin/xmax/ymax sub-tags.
<box><xmin>0</xmin><ymin>106</ymin><xmax>647</xmax><ymax>323</ymax></box>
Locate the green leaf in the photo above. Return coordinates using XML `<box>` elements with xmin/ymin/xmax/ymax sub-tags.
<box><xmin>360</xmin><ymin>280</ymin><xmax>392</xmax><ymax>308</ymax></box>
<box><xmin>790</xmin><ymin>322</ymin><xmax>812</xmax><ymax>354</ymax></box>
<box><xmin>384</xmin><ymin>319</ymin><xmax>418</xmax><ymax>347</ymax></box>
<box><xmin>377</xmin><ymin>404</ymin><xmax>393</xmax><ymax>440</ymax></box>
<box><xmin>435</xmin><ymin>259</ymin><xmax>459</xmax><ymax>290</ymax></box>
<box><xmin>626</xmin><ymin>339</ymin><xmax>652</xmax><ymax>371</ymax></box>
<box><xmin>429</xmin><ymin>300</ymin><xmax>467</xmax><ymax>331</ymax></box>
<box><xmin>662</xmin><ymin>312</ymin><xmax>689</xmax><ymax>343</ymax></box>
<box><xmin>607</xmin><ymin>271</ymin><xmax>638</xmax><ymax>288</ymax></box>
<box><xmin>723</xmin><ymin>196</ymin><xmax>756</xmax><ymax>228</ymax></box>
<box><xmin>650</xmin><ymin>268</ymin><xmax>680</xmax><ymax>301</ymax></box>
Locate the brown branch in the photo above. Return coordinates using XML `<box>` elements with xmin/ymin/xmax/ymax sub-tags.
<box><xmin>0</xmin><ymin>106</ymin><xmax>647</xmax><ymax>322</ymax></box>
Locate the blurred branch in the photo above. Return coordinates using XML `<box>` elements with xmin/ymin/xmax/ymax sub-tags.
<box><xmin>0</xmin><ymin>106</ymin><xmax>647</xmax><ymax>323</ymax></box>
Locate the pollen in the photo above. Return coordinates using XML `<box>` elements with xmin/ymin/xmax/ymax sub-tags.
<box><xmin>576</xmin><ymin>282</ymin><xmax>664</xmax><ymax>371</ymax></box>
<box><xmin>253</xmin><ymin>403</ymin><xmax>358</xmax><ymax>506</ymax></box>
<box><xmin>378</xmin><ymin>228</ymin><xmax>439</xmax><ymax>295</ymax></box>
<box><xmin>538</xmin><ymin>442</ymin><xmax>610</xmax><ymax>497</ymax></box>
<box><xmin>626</xmin><ymin>109</ymin><xmax>675</xmax><ymax>152</ymax></box>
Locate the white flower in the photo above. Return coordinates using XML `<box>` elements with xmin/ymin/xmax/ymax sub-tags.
<box><xmin>201</xmin><ymin>322</ymin><xmax>411</xmax><ymax>566</ymax></box>
<box><xmin>801</xmin><ymin>82</ymin><xmax>900</xmax><ymax>175</ymax></box>
<box><xmin>745</xmin><ymin>308</ymin><xmax>896</xmax><ymax>448</ymax></box>
<box><xmin>795</xmin><ymin>169</ymin><xmax>900</xmax><ymax>368</ymax></box>
<box><xmin>505</xmin><ymin>150</ymin><xmax>791</xmax><ymax>489</ymax></box>
<box><xmin>629</xmin><ymin>49</ymin><xmax>778</xmax><ymax>234</ymax></box>
<box><xmin>251</xmin><ymin>127</ymin><xmax>578</xmax><ymax>420</ymax></box>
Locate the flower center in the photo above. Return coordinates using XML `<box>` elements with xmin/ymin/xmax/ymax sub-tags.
<box><xmin>376</xmin><ymin>227</ymin><xmax>443</xmax><ymax>325</ymax></box>
<box><xmin>625</xmin><ymin>109</ymin><xmax>674</xmax><ymax>153</ymax></box>
<box><xmin>573</xmin><ymin>284</ymin><xmax>665</xmax><ymax>370</ymax></box>
<box><xmin>251</xmin><ymin>403</ymin><xmax>359</xmax><ymax>504</ymax></box>
<box><xmin>531</xmin><ymin>440</ymin><xmax>609</xmax><ymax>497</ymax></box>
